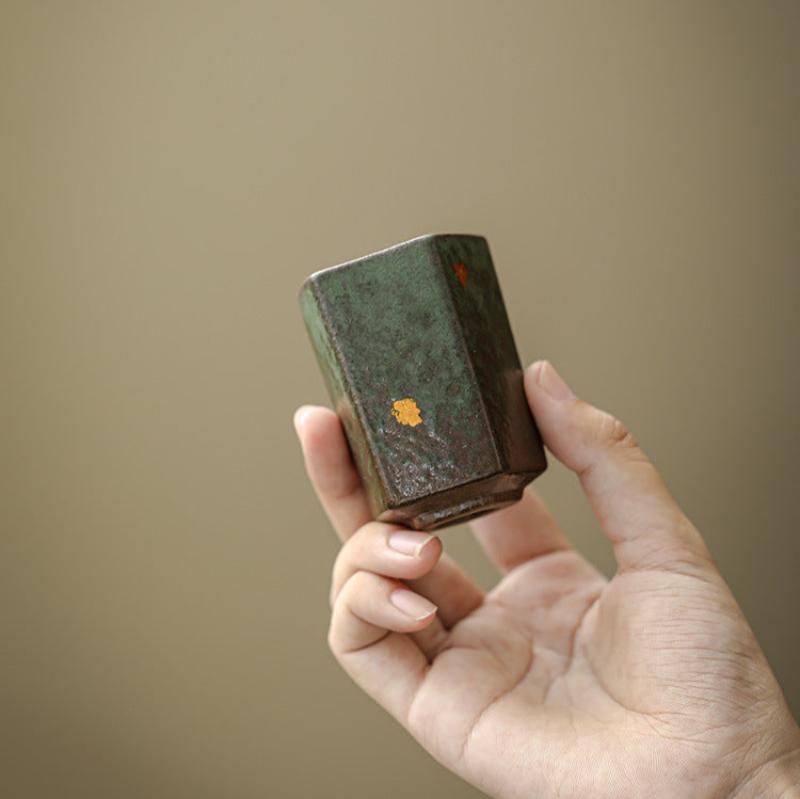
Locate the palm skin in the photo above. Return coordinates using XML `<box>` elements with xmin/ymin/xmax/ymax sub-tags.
<box><xmin>295</xmin><ymin>361</ymin><xmax>800</xmax><ymax>798</ymax></box>
<box><xmin>410</xmin><ymin>550</ymin><xmax>783</xmax><ymax>798</ymax></box>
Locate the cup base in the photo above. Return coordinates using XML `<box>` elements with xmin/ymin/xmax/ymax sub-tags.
<box><xmin>377</xmin><ymin>470</ymin><xmax>542</xmax><ymax>531</ymax></box>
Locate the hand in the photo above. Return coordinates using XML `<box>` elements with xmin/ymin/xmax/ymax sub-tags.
<box><xmin>294</xmin><ymin>361</ymin><xmax>800</xmax><ymax>798</ymax></box>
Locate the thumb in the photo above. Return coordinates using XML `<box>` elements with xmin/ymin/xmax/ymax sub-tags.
<box><xmin>525</xmin><ymin>360</ymin><xmax>712</xmax><ymax>575</ymax></box>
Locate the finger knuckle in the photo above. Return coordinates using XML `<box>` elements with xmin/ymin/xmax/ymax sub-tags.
<box><xmin>339</xmin><ymin>568</ymin><xmax>375</xmax><ymax>605</ymax></box>
<box><xmin>363</xmin><ymin>519</ymin><xmax>397</xmax><ymax>536</ymax></box>
<box><xmin>326</xmin><ymin>616</ymin><xmax>340</xmax><ymax>654</ymax></box>
<box><xmin>329</xmin><ymin>521</ymin><xmax>383</xmax><ymax>598</ymax></box>
<box><xmin>327</xmin><ymin>571</ymin><xmax>368</xmax><ymax>652</ymax></box>
<box><xmin>327</xmin><ymin>594</ymin><xmax>344</xmax><ymax>652</ymax></box>
<box><xmin>330</xmin><ymin>545</ymin><xmax>351</xmax><ymax>605</ymax></box>
<box><xmin>599</xmin><ymin>412</ymin><xmax>637</xmax><ymax>452</ymax></box>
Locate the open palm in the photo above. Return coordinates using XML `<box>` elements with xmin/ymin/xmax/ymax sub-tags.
<box><xmin>295</xmin><ymin>361</ymin><xmax>799</xmax><ymax>798</ymax></box>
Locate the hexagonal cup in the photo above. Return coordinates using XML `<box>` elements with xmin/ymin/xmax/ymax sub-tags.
<box><xmin>298</xmin><ymin>233</ymin><xmax>546</xmax><ymax>531</ymax></box>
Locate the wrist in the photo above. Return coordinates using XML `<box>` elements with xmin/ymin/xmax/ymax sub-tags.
<box><xmin>731</xmin><ymin>746</ymin><xmax>800</xmax><ymax>799</ymax></box>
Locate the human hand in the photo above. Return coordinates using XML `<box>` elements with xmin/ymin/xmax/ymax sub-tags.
<box><xmin>294</xmin><ymin>361</ymin><xmax>800</xmax><ymax>798</ymax></box>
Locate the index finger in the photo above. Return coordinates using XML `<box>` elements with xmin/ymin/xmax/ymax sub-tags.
<box><xmin>293</xmin><ymin>405</ymin><xmax>372</xmax><ymax>540</ymax></box>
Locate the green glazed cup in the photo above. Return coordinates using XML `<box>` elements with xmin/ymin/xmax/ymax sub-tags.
<box><xmin>299</xmin><ymin>233</ymin><xmax>546</xmax><ymax>531</ymax></box>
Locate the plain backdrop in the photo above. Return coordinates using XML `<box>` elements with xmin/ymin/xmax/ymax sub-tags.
<box><xmin>2</xmin><ymin>2</ymin><xmax>798</xmax><ymax>797</ymax></box>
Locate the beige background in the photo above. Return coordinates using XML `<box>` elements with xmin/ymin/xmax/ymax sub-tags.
<box><xmin>2</xmin><ymin>2</ymin><xmax>798</xmax><ymax>797</ymax></box>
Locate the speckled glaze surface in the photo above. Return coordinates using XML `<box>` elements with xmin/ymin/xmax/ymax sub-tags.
<box><xmin>298</xmin><ymin>233</ymin><xmax>546</xmax><ymax>531</ymax></box>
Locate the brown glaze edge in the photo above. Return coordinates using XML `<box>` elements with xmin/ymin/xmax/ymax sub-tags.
<box><xmin>377</xmin><ymin>469</ymin><xmax>544</xmax><ymax>531</ymax></box>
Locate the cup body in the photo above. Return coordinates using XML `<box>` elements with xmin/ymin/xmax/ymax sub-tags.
<box><xmin>299</xmin><ymin>233</ymin><xmax>546</xmax><ymax>531</ymax></box>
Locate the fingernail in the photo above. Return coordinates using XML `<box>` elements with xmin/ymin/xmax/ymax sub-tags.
<box><xmin>535</xmin><ymin>361</ymin><xmax>575</xmax><ymax>401</ymax></box>
<box><xmin>293</xmin><ymin>406</ymin><xmax>313</xmax><ymax>435</ymax></box>
<box><xmin>387</xmin><ymin>530</ymin><xmax>437</xmax><ymax>557</ymax></box>
<box><xmin>389</xmin><ymin>588</ymin><xmax>437</xmax><ymax>620</ymax></box>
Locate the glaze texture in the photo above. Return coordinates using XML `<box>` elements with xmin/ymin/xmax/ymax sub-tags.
<box><xmin>299</xmin><ymin>233</ymin><xmax>546</xmax><ymax>531</ymax></box>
